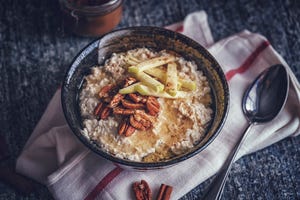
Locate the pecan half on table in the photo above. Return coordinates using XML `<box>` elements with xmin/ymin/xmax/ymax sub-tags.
<box><xmin>133</xmin><ymin>180</ymin><xmax>152</xmax><ymax>200</ymax></box>
<box><xmin>156</xmin><ymin>184</ymin><xmax>173</xmax><ymax>200</ymax></box>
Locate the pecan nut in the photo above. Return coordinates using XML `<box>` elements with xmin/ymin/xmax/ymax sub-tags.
<box><xmin>129</xmin><ymin>110</ymin><xmax>153</xmax><ymax>131</ymax></box>
<box><xmin>146</xmin><ymin>96</ymin><xmax>160</xmax><ymax>116</ymax></box>
<box><xmin>99</xmin><ymin>106</ymin><xmax>111</xmax><ymax>120</ymax></box>
<box><xmin>134</xmin><ymin>110</ymin><xmax>155</xmax><ymax>123</ymax></box>
<box><xmin>128</xmin><ymin>93</ymin><xmax>147</xmax><ymax>103</ymax></box>
<box><xmin>118</xmin><ymin>118</ymin><xmax>136</xmax><ymax>136</ymax></box>
<box><xmin>124</xmin><ymin>125</ymin><xmax>136</xmax><ymax>137</ymax></box>
<box><xmin>109</xmin><ymin>93</ymin><xmax>124</xmax><ymax>108</ymax></box>
<box><xmin>95</xmin><ymin>77</ymin><xmax>161</xmax><ymax>137</ymax></box>
<box><xmin>94</xmin><ymin>102</ymin><xmax>111</xmax><ymax>120</ymax></box>
<box><xmin>118</xmin><ymin>118</ymin><xmax>128</xmax><ymax>135</ymax></box>
<box><xmin>130</xmin><ymin>115</ymin><xmax>146</xmax><ymax>131</ymax></box>
<box><xmin>156</xmin><ymin>184</ymin><xmax>173</xmax><ymax>200</ymax></box>
<box><xmin>113</xmin><ymin>107</ymin><xmax>135</xmax><ymax>115</ymax></box>
<box><xmin>94</xmin><ymin>101</ymin><xmax>104</xmax><ymax>116</ymax></box>
<box><xmin>121</xmin><ymin>99</ymin><xmax>145</xmax><ymax>109</ymax></box>
<box><xmin>98</xmin><ymin>84</ymin><xmax>115</xmax><ymax>98</ymax></box>
<box><xmin>133</xmin><ymin>180</ymin><xmax>152</xmax><ymax>200</ymax></box>
<box><xmin>94</xmin><ymin>101</ymin><xmax>111</xmax><ymax>119</ymax></box>
<box><xmin>124</xmin><ymin>77</ymin><xmax>137</xmax><ymax>87</ymax></box>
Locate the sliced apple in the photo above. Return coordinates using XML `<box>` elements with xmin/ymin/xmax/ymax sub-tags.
<box><xmin>135</xmin><ymin>84</ymin><xmax>187</xmax><ymax>99</ymax></box>
<box><xmin>124</xmin><ymin>55</ymin><xmax>141</xmax><ymax>66</ymax></box>
<box><xmin>144</xmin><ymin>67</ymin><xmax>166</xmax><ymax>82</ymax></box>
<box><xmin>131</xmin><ymin>55</ymin><xmax>176</xmax><ymax>73</ymax></box>
<box><xmin>165</xmin><ymin>62</ymin><xmax>178</xmax><ymax>96</ymax></box>
<box><xmin>119</xmin><ymin>82</ymin><xmax>142</xmax><ymax>94</ymax></box>
<box><xmin>180</xmin><ymin>79</ymin><xmax>196</xmax><ymax>91</ymax></box>
<box><xmin>129</xmin><ymin>70</ymin><xmax>165</xmax><ymax>92</ymax></box>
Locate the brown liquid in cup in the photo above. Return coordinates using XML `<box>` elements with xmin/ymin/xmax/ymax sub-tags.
<box><xmin>60</xmin><ymin>0</ymin><xmax>123</xmax><ymax>37</ymax></box>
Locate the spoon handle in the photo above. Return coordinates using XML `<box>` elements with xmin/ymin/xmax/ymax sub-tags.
<box><xmin>202</xmin><ymin>123</ymin><xmax>253</xmax><ymax>200</ymax></box>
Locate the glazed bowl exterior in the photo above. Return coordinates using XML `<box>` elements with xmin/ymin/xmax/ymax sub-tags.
<box><xmin>61</xmin><ymin>26</ymin><xmax>229</xmax><ymax>170</ymax></box>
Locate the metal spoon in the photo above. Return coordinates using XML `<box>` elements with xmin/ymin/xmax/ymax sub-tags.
<box><xmin>203</xmin><ymin>64</ymin><xmax>289</xmax><ymax>200</ymax></box>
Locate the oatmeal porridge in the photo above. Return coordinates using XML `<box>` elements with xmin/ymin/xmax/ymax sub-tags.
<box><xmin>79</xmin><ymin>48</ymin><xmax>213</xmax><ymax>162</ymax></box>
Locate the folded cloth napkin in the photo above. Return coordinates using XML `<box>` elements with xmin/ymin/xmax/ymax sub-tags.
<box><xmin>16</xmin><ymin>11</ymin><xmax>300</xmax><ymax>200</ymax></box>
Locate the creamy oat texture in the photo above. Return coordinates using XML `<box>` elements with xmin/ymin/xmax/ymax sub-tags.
<box><xmin>80</xmin><ymin>48</ymin><xmax>213</xmax><ymax>162</ymax></box>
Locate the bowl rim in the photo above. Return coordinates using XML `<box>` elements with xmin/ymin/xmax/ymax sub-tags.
<box><xmin>61</xmin><ymin>26</ymin><xmax>229</xmax><ymax>168</ymax></box>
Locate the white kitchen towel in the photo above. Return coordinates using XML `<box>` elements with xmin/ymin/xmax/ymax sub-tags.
<box><xmin>16</xmin><ymin>11</ymin><xmax>300</xmax><ymax>200</ymax></box>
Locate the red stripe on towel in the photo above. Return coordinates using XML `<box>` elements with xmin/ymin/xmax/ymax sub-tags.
<box><xmin>225</xmin><ymin>40</ymin><xmax>270</xmax><ymax>81</ymax></box>
<box><xmin>175</xmin><ymin>25</ymin><xmax>184</xmax><ymax>33</ymax></box>
<box><xmin>84</xmin><ymin>166</ymin><xmax>123</xmax><ymax>200</ymax></box>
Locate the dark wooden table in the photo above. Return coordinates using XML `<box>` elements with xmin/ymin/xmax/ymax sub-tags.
<box><xmin>0</xmin><ymin>0</ymin><xmax>299</xmax><ymax>199</ymax></box>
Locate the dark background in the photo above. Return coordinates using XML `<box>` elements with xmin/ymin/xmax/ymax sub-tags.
<box><xmin>0</xmin><ymin>0</ymin><xmax>299</xmax><ymax>199</ymax></box>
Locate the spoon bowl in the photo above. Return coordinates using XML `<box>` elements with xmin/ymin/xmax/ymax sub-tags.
<box><xmin>243</xmin><ymin>64</ymin><xmax>289</xmax><ymax>123</ymax></box>
<box><xmin>203</xmin><ymin>64</ymin><xmax>289</xmax><ymax>200</ymax></box>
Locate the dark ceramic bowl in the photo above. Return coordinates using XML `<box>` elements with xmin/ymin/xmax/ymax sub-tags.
<box><xmin>61</xmin><ymin>26</ymin><xmax>229</xmax><ymax>170</ymax></box>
